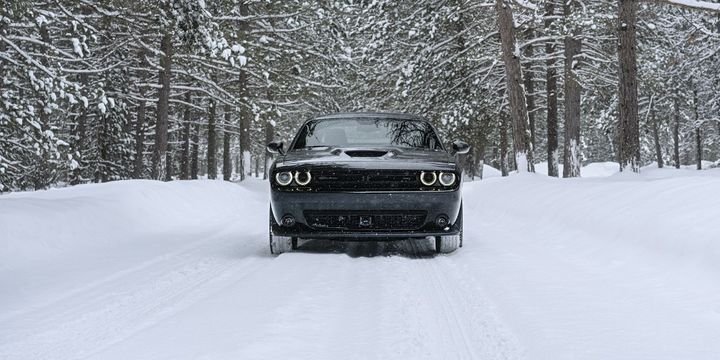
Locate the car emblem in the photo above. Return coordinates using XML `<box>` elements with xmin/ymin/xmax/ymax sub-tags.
<box><xmin>358</xmin><ymin>216</ymin><xmax>372</xmax><ymax>227</ymax></box>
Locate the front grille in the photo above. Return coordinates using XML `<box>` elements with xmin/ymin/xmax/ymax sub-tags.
<box><xmin>300</xmin><ymin>169</ymin><xmax>425</xmax><ymax>192</ymax></box>
<box><xmin>304</xmin><ymin>211</ymin><xmax>427</xmax><ymax>231</ymax></box>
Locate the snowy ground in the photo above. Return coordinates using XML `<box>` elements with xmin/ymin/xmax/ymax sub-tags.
<box><xmin>2</xmin><ymin>165</ymin><xmax>720</xmax><ymax>360</ymax></box>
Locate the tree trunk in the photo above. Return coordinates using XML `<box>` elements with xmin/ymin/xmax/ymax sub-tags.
<box><xmin>476</xmin><ymin>142</ymin><xmax>486</xmax><ymax>180</ymax></box>
<box><xmin>34</xmin><ymin>23</ymin><xmax>51</xmax><ymax>190</ymax></box>
<box><xmin>0</xmin><ymin>22</ymin><xmax>4</xmax><ymax>93</ymax></box>
<box><xmin>694</xmin><ymin>89</ymin><xmax>702</xmax><ymax>170</ymax></box>
<box><xmin>617</xmin><ymin>0</ymin><xmax>640</xmax><ymax>172</ymax></box>
<box><xmin>223</xmin><ymin>104</ymin><xmax>232</xmax><ymax>181</ymax></box>
<box><xmin>96</xmin><ymin>114</ymin><xmax>108</xmax><ymax>183</ymax></box>
<box><xmin>238</xmin><ymin>1</ymin><xmax>251</xmax><ymax>181</ymax></box>
<box><xmin>190</xmin><ymin>123</ymin><xmax>199</xmax><ymax>179</ymax></box>
<box><xmin>563</xmin><ymin>0</ymin><xmax>582</xmax><ymax>178</ymax></box>
<box><xmin>207</xmin><ymin>99</ymin><xmax>217</xmax><ymax>179</ymax></box>
<box><xmin>71</xmin><ymin>71</ymin><xmax>89</xmax><ymax>185</ymax></box>
<box><xmin>696</xmin><ymin>127</ymin><xmax>702</xmax><ymax>170</ymax></box>
<box><xmin>545</xmin><ymin>0</ymin><xmax>559</xmax><ymax>177</ymax></box>
<box><xmin>264</xmin><ymin>87</ymin><xmax>275</xmax><ymax>181</ymax></box>
<box><xmin>165</xmin><ymin>128</ymin><xmax>173</xmax><ymax>182</ymax></box>
<box><xmin>76</xmin><ymin>73</ymin><xmax>88</xmax><ymax>152</ymax></box>
<box><xmin>264</xmin><ymin>117</ymin><xmax>274</xmax><ymax>180</ymax></box>
<box><xmin>180</xmin><ymin>92</ymin><xmax>191</xmax><ymax>180</ymax></box>
<box><xmin>134</xmin><ymin>101</ymin><xmax>146</xmax><ymax>179</ymax></box>
<box><xmin>651</xmin><ymin>106</ymin><xmax>663</xmax><ymax>168</ymax></box>
<box><xmin>152</xmin><ymin>32</ymin><xmax>172</xmax><ymax>180</ymax></box>
<box><xmin>673</xmin><ymin>96</ymin><xmax>681</xmax><ymax>168</ymax></box>
<box><xmin>500</xmin><ymin>111</ymin><xmax>510</xmax><ymax>177</ymax></box>
<box><xmin>495</xmin><ymin>0</ymin><xmax>534</xmax><ymax>172</ymax></box>
<box><xmin>523</xmin><ymin>28</ymin><xmax>536</xmax><ymax>154</ymax></box>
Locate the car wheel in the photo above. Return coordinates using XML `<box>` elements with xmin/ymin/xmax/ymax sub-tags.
<box><xmin>435</xmin><ymin>234</ymin><xmax>460</xmax><ymax>253</ymax></box>
<box><xmin>457</xmin><ymin>203</ymin><xmax>463</xmax><ymax>248</ymax></box>
<box><xmin>436</xmin><ymin>204</ymin><xmax>462</xmax><ymax>253</ymax></box>
<box><xmin>269</xmin><ymin>207</ymin><xmax>293</xmax><ymax>255</ymax></box>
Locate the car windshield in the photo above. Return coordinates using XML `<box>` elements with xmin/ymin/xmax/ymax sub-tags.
<box><xmin>292</xmin><ymin>118</ymin><xmax>442</xmax><ymax>150</ymax></box>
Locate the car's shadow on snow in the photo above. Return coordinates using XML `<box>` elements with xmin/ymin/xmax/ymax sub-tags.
<box><xmin>293</xmin><ymin>238</ymin><xmax>438</xmax><ymax>259</ymax></box>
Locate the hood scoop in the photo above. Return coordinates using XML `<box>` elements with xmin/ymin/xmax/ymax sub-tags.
<box><xmin>343</xmin><ymin>150</ymin><xmax>390</xmax><ymax>158</ymax></box>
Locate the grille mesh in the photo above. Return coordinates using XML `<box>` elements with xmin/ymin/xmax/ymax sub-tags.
<box><xmin>313</xmin><ymin>169</ymin><xmax>419</xmax><ymax>191</ymax></box>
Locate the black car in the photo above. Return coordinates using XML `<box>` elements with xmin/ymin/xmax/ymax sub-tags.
<box><xmin>266</xmin><ymin>112</ymin><xmax>470</xmax><ymax>255</ymax></box>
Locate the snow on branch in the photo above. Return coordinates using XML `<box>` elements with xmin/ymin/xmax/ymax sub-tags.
<box><xmin>649</xmin><ymin>0</ymin><xmax>720</xmax><ymax>12</ymax></box>
<box><xmin>513</xmin><ymin>0</ymin><xmax>539</xmax><ymax>11</ymax></box>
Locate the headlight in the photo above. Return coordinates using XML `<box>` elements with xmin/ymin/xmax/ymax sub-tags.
<box><xmin>420</xmin><ymin>171</ymin><xmax>437</xmax><ymax>186</ymax></box>
<box><xmin>438</xmin><ymin>172</ymin><xmax>456</xmax><ymax>186</ymax></box>
<box><xmin>275</xmin><ymin>171</ymin><xmax>293</xmax><ymax>186</ymax></box>
<box><xmin>294</xmin><ymin>170</ymin><xmax>312</xmax><ymax>186</ymax></box>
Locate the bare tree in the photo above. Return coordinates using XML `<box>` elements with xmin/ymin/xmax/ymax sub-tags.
<box><xmin>223</xmin><ymin>104</ymin><xmax>232</xmax><ymax>181</ymax></box>
<box><xmin>617</xmin><ymin>0</ymin><xmax>641</xmax><ymax>172</ymax></box>
<box><xmin>673</xmin><ymin>96</ymin><xmax>681</xmax><ymax>168</ymax></box>
<box><xmin>651</xmin><ymin>103</ymin><xmax>664</xmax><ymax>168</ymax></box>
<box><xmin>523</xmin><ymin>28</ymin><xmax>537</xmax><ymax>153</ymax></box>
<box><xmin>207</xmin><ymin>99</ymin><xmax>217</xmax><ymax>179</ymax></box>
<box><xmin>545</xmin><ymin>0</ymin><xmax>560</xmax><ymax>177</ymax></box>
<box><xmin>180</xmin><ymin>92</ymin><xmax>192</xmax><ymax>180</ymax></box>
<box><xmin>190</xmin><ymin>123</ymin><xmax>200</xmax><ymax>180</ymax></box>
<box><xmin>693</xmin><ymin>88</ymin><xmax>702</xmax><ymax>169</ymax></box>
<box><xmin>563</xmin><ymin>0</ymin><xmax>582</xmax><ymax>178</ymax></box>
<box><xmin>495</xmin><ymin>0</ymin><xmax>534</xmax><ymax>172</ymax></box>
<box><xmin>151</xmin><ymin>32</ymin><xmax>172</xmax><ymax>180</ymax></box>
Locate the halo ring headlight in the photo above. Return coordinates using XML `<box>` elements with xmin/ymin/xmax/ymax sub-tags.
<box><xmin>420</xmin><ymin>171</ymin><xmax>437</xmax><ymax>186</ymax></box>
<box><xmin>438</xmin><ymin>172</ymin><xmax>456</xmax><ymax>186</ymax></box>
<box><xmin>275</xmin><ymin>171</ymin><xmax>293</xmax><ymax>186</ymax></box>
<box><xmin>294</xmin><ymin>170</ymin><xmax>312</xmax><ymax>186</ymax></box>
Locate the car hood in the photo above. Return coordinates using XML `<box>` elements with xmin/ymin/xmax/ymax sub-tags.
<box><xmin>276</xmin><ymin>147</ymin><xmax>457</xmax><ymax>171</ymax></box>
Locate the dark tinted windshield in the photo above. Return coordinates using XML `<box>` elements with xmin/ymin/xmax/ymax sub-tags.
<box><xmin>292</xmin><ymin>118</ymin><xmax>442</xmax><ymax>150</ymax></box>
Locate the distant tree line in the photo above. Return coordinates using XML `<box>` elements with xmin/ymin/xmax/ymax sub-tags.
<box><xmin>1</xmin><ymin>0</ymin><xmax>719</xmax><ymax>192</ymax></box>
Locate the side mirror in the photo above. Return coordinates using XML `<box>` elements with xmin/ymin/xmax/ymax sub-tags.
<box><xmin>266</xmin><ymin>141</ymin><xmax>285</xmax><ymax>155</ymax></box>
<box><xmin>452</xmin><ymin>140</ymin><xmax>470</xmax><ymax>155</ymax></box>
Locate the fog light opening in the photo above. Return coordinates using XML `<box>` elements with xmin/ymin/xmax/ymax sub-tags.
<box><xmin>281</xmin><ymin>215</ymin><xmax>296</xmax><ymax>227</ymax></box>
<box><xmin>435</xmin><ymin>215</ymin><xmax>449</xmax><ymax>228</ymax></box>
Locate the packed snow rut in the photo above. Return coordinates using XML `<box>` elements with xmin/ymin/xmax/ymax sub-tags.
<box><xmin>1</xmin><ymin>229</ymin><xmax>523</xmax><ymax>359</ymax></box>
<box><xmin>83</xmin><ymin>239</ymin><xmax>522</xmax><ymax>360</ymax></box>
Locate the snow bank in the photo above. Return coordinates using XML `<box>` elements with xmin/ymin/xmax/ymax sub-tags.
<box><xmin>461</xmin><ymin>170</ymin><xmax>720</xmax><ymax>359</ymax></box>
<box><xmin>0</xmin><ymin>180</ymin><xmax>254</xmax><ymax>318</ymax></box>
<box><xmin>467</xmin><ymin>170</ymin><xmax>720</xmax><ymax>267</ymax></box>
<box><xmin>533</xmin><ymin>161</ymin><xmax>620</xmax><ymax>177</ymax></box>
<box><xmin>0</xmin><ymin>180</ymin><xmax>249</xmax><ymax>267</ymax></box>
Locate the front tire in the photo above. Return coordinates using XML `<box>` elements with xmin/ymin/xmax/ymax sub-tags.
<box><xmin>435</xmin><ymin>234</ymin><xmax>460</xmax><ymax>253</ymax></box>
<box><xmin>435</xmin><ymin>204</ymin><xmax>462</xmax><ymax>254</ymax></box>
<box><xmin>269</xmin><ymin>208</ymin><xmax>293</xmax><ymax>255</ymax></box>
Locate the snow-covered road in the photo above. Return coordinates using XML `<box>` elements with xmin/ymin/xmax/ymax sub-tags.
<box><xmin>2</xmin><ymin>166</ymin><xmax>719</xmax><ymax>360</ymax></box>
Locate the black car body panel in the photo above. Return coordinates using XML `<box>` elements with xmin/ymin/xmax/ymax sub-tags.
<box><xmin>268</xmin><ymin>112</ymin><xmax>465</xmax><ymax>240</ymax></box>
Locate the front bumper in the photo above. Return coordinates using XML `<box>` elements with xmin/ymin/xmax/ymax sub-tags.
<box><xmin>270</xmin><ymin>190</ymin><xmax>462</xmax><ymax>239</ymax></box>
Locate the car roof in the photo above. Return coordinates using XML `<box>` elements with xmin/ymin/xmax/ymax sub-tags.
<box><xmin>313</xmin><ymin>112</ymin><xmax>424</xmax><ymax>121</ymax></box>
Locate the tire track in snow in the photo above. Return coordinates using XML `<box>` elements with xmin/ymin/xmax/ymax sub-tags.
<box><xmin>406</xmin><ymin>239</ymin><xmax>525</xmax><ymax>360</ymax></box>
